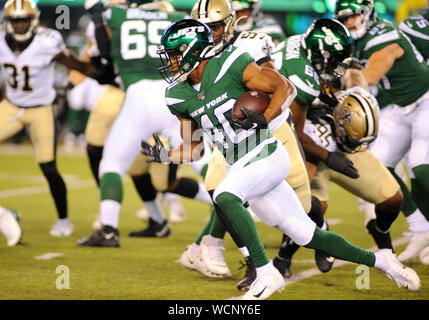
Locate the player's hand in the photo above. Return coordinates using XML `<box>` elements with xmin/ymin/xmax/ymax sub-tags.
<box><xmin>232</xmin><ymin>107</ymin><xmax>267</xmax><ymax>130</ymax></box>
<box><xmin>325</xmin><ymin>151</ymin><xmax>359</xmax><ymax>179</ymax></box>
<box><xmin>141</xmin><ymin>134</ymin><xmax>170</xmax><ymax>163</ymax></box>
<box><xmin>85</xmin><ymin>0</ymin><xmax>104</xmax><ymax>24</ymax></box>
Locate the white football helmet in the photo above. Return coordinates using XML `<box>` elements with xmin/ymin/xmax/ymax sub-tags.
<box><xmin>3</xmin><ymin>0</ymin><xmax>40</xmax><ymax>42</ymax></box>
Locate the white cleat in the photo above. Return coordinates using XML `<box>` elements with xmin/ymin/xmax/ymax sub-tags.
<box><xmin>419</xmin><ymin>246</ymin><xmax>429</xmax><ymax>265</ymax></box>
<box><xmin>176</xmin><ymin>244</ymin><xmax>225</xmax><ymax>278</ymax></box>
<box><xmin>200</xmin><ymin>235</ymin><xmax>231</xmax><ymax>277</ymax></box>
<box><xmin>50</xmin><ymin>218</ymin><xmax>74</xmax><ymax>237</ymax></box>
<box><xmin>240</xmin><ymin>261</ymin><xmax>285</xmax><ymax>300</ymax></box>
<box><xmin>0</xmin><ymin>207</ymin><xmax>22</xmax><ymax>246</ymax></box>
<box><xmin>136</xmin><ymin>207</ymin><xmax>149</xmax><ymax>221</ymax></box>
<box><xmin>397</xmin><ymin>230</ymin><xmax>429</xmax><ymax>262</ymax></box>
<box><xmin>375</xmin><ymin>249</ymin><xmax>420</xmax><ymax>291</ymax></box>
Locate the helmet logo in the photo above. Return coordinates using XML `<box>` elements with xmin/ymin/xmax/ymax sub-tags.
<box><xmin>341</xmin><ymin>108</ymin><xmax>353</xmax><ymax>124</ymax></box>
<box><xmin>322</xmin><ymin>26</ymin><xmax>344</xmax><ymax>51</ymax></box>
<box><xmin>171</xmin><ymin>26</ymin><xmax>206</xmax><ymax>40</ymax></box>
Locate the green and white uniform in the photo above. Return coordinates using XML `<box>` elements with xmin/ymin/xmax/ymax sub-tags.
<box><xmin>166</xmin><ymin>45</ymin><xmax>316</xmax><ymax>246</ymax></box>
<box><xmin>399</xmin><ymin>10</ymin><xmax>429</xmax><ymax>65</ymax></box>
<box><xmin>94</xmin><ymin>5</ymin><xmax>187</xmax><ymax>178</ymax></box>
<box><xmin>352</xmin><ymin>18</ymin><xmax>429</xmax><ymax>171</ymax></box>
<box><xmin>272</xmin><ymin>35</ymin><xmax>321</xmax><ymax>107</ymax></box>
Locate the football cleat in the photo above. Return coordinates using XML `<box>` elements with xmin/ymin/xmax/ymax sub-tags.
<box><xmin>200</xmin><ymin>235</ymin><xmax>231</xmax><ymax>277</ymax></box>
<box><xmin>315</xmin><ymin>250</ymin><xmax>335</xmax><ymax>273</ymax></box>
<box><xmin>50</xmin><ymin>218</ymin><xmax>74</xmax><ymax>237</ymax></box>
<box><xmin>419</xmin><ymin>246</ymin><xmax>429</xmax><ymax>265</ymax></box>
<box><xmin>240</xmin><ymin>261</ymin><xmax>285</xmax><ymax>300</ymax></box>
<box><xmin>128</xmin><ymin>218</ymin><xmax>171</xmax><ymax>237</ymax></box>
<box><xmin>177</xmin><ymin>244</ymin><xmax>225</xmax><ymax>278</ymax></box>
<box><xmin>273</xmin><ymin>254</ymin><xmax>292</xmax><ymax>279</ymax></box>
<box><xmin>0</xmin><ymin>207</ymin><xmax>22</xmax><ymax>246</ymax></box>
<box><xmin>78</xmin><ymin>225</ymin><xmax>120</xmax><ymax>247</ymax></box>
<box><xmin>397</xmin><ymin>230</ymin><xmax>429</xmax><ymax>262</ymax></box>
<box><xmin>237</xmin><ymin>256</ymin><xmax>257</xmax><ymax>291</ymax></box>
<box><xmin>375</xmin><ymin>249</ymin><xmax>420</xmax><ymax>291</ymax></box>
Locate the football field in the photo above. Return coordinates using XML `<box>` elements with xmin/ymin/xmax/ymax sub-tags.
<box><xmin>0</xmin><ymin>143</ymin><xmax>428</xmax><ymax>301</ymax></box>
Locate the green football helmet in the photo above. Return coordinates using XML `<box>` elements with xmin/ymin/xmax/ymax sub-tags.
<box><xmin>302</xmin><ymin>18</ymin><xmax>353</xmax><ymax>82</ymax></box>
<box><xmin>334</xmin><ymin>0</ymin><xmax>377</xmax><ymax>40</ymax></box>
<box><xmin>158</xmin><ymin>19</ymin><xmax>216</xmax><ymax>84</ymax></box>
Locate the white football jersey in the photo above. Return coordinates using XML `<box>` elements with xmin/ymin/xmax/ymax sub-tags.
<box><xmin>304</xmin><ymin>119</ymin><xmax>338</xmax><ymax>153</ymax></box>
<box><xmin>232</xmin><ymin>31</ymin><xmax>290</xmax><ymax>131</ymax></box>
<box><xmin>0</xmin><ymin>27</ymin><xmax>66</xmax><ymax>107</ymax></box>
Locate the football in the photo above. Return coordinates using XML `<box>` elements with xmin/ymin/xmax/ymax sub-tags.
<box><xmin>232</xmin><ymin>90</ymin><xmax>270</xmax><ymax>121</ymax></box>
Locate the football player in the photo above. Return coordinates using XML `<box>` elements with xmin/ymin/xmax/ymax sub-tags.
<box><xmin>0</xmin><ymin>206</ymin><xmax>22</xmax><ymax>246</ymax></box>
<box><xmin>272</xmin><ymin>19</ymin><xmax>404</xmax><ymax>278</ymax></box>
<box><xmin>77</xmin><ymin>0</ymin><xmax>213</xmax><ymax>247</ymax></box>
<box><xmin>181</xmin><ymin>0</ymin><xmax>323</xmax><ymax>289</ymax></box>
<box><xmin>0</xmin><ymin>0</ymin><xmax>112</xmax><ymax>237</ymax></box>
<box><xmin>335</xmin><ymin>0</ymin><xmax>429</xmax><ymax>262</ymax></box>
<box><xmin>231</xmin><ymin>0</ymin><xmax>286</xmax><ymax>44</ymax></box>
<box><xmin>146</xmin><ymin>18</ymin><xmax>420</xmax><ymax>299</ymax></box>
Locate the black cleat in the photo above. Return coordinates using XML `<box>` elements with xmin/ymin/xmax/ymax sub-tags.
<box><xmin>273</xmin><ymin>255</ymin><xmax>291</xmax><ymax>278</ymax></box>
<box><xmin>78</xmin><ymin>225</ymin><xmax>120</xmax><ymax>247</ymax></box>
<box><xmin>315</xmin><ymin>250</ymin><xmax>334</xmax><ymax>273</ymax></box>
<box><xmin>237</xmin><ymin>256</ymin><xmax>256</xmax><ymax>291</ymax></box>
<box><xmin>128</xmin><ymin>218</ymin><xmax>171</xmax><ymax>237</ymax></box>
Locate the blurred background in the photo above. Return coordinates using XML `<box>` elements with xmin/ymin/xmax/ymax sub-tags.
<box><xmin>0</xmin><ymin>0</ymin><xmax>428</xmax><ymax>148</ymax></box>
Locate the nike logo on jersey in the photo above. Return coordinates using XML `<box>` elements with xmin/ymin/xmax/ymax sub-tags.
<box><xmin>305</xmin><ymin>79</ymin><xmax>315</xmax><ymax>88</ymax></box>
<box><xmin>250</xmin><ymin>123</ymin><xmax>258</xmax><ymax>129</ymax></box>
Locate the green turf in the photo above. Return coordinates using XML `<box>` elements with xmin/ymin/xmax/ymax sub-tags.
<box><xmin>0</xmin><ymin>144</ymin><xmax>428</xmax><ymax>300</ymax></box>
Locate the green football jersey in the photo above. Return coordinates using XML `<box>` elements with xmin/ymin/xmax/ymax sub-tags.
<box><xmin>166</xmin><ymin>46</ymin><xmax>272</xmax><ymax>165</ymax></box>
<box><xmin>251</xmin><ymin>15</ymin><xmax>286</xmax><ymax>43</ymax></box>
<box><xmin>272</xmin><ymin>35</ymin><xmax>320</xmax><ymax>106</ymax></box>
<box><xmin>399</xmin><ymin>11</ymin><xmax>429</xmax><ymax>64</ymax></box>
<box><xmin>105</xmin><ymin>5</ymin><xmax>187</xmax><ymax>90</ymax></box>
<box><xmin>352</xmin><ymin>18</ymin><xmax>429</xmax><ymax>107</ymax></box>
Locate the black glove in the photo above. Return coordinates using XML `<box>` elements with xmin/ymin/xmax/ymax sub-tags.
<box><xmin>325</xmin><ymin>151</ymin><xmax>359</xmax><ymax>179</ymax></box>
<box><xmin>232</xmin><ymin>107</ymin><xmax>267</xmax><ymax>130</ymax></box>
<box><xmin>141</xmin><ymin>134</ymin><xmax>170</xmax><ymax>163</ymax></box>
<box><xmin>85</xmin><ymin>0</ymin><xmax>104</xmax><ymax>25</ymax></box>
<box><xmin>90</xmin><ymin>56</ymin><xmax>117</xmax><ymax>85</ymax></box>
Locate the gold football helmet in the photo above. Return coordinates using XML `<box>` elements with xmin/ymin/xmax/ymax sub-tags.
<box><xmin>333</xmin><ymin>92</ymin><xmax>379</xmax><ymax>153</ymax></box>
<box><xmin>3</xmin><ymin>0</ymin><xmax>40</xmax><ymax>42</ymax></box>
<box><xmin>191</xmin><ymin>0</ymin><xmax>236</xmax><ymax>53</ymax></box>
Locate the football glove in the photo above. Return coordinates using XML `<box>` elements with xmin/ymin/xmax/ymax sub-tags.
<box><xmin>325</xmin><ymin>151</ymin><xmax>359</xmax><ymax>179</ymax></box>
<box><xmin>141</xmin><ymin>134</ymin><xmax>170</xmax><ymax>163</ymax></box>
<box><xmin>85</xmin><ymin>0</ymin><xmax>104</xmax><ymax>24</ymax></box>
<box><xmin>232</xmin><ymin>107</ymin><xmax>267</xmax><ymax>130</ymax></box>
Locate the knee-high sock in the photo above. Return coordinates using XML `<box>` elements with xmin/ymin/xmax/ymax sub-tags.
<box><xmin>39</xmin><ymin>161</ymin><xmax>67</xmax><ymax>219</ymax></box>
<box><xmin>306</xmin><ymin>227</ymin><xmax>375</xmax><ymax>266</ymax></box>
<box><xmin>388</xmin><ymin>167</ymin><xmax>417</xmax><ymax>217</ymax></box>
<box><xmin>86</xmin><ymin>144</ymin><xmax>103</xmax><ymax>187</ymax></box>
<box><xmin>215</xmin><ymin>192</ymin><xmax>268</xmax><ymax>267</ymax></box>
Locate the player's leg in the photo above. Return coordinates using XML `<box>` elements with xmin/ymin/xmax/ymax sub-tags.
<box><xmin>26</xmin><ymin>105</ymin><xmax>72</xmax><ymax>236</ymax></box>
<box><xmin>398</xmin><ymin>99</ymin><xmax>429</xmax><ymax>261</ymax></box>
<box><xmin>331</xmin><ymin>150</ymin><xmax>402</xmax><ymax>251</ymax></box>
<box><xmin>249</xmin><ymin>175</ymin><xmax>420</xmax><ymax>292</ymax></box>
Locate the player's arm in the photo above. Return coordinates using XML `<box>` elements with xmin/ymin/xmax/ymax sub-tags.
<box><xmin>361</xmin><ymin>43</ymin><xmax>404</xmax><ymax>85</ymax></box>
<box><xmin>290</xmin><ymin>98</ymin><xmax>329</xmax><ymax>163</ymax></box>
<box><xmin>53</xmin><ymin>50</ymin><xmax>107</xmax><ymax>80</ymax></box>
<box><xmin>169</xmin><ymin>117</ymin><xmax>205</xmax><ymax>163</ymax></box>
<box><xmin>85</xmin><ymin>0</ymin><xmax>111</xmax><ymax>59</ymax></box>
<box><xmin>243</xmin><ymin>62</ymin><xmax>296</xmax><ymax>124</ymax></box>
<box><xmin>344</xmin><ymin>68</ymin><xmax>370</xmax><ymax>92</ymax></box>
